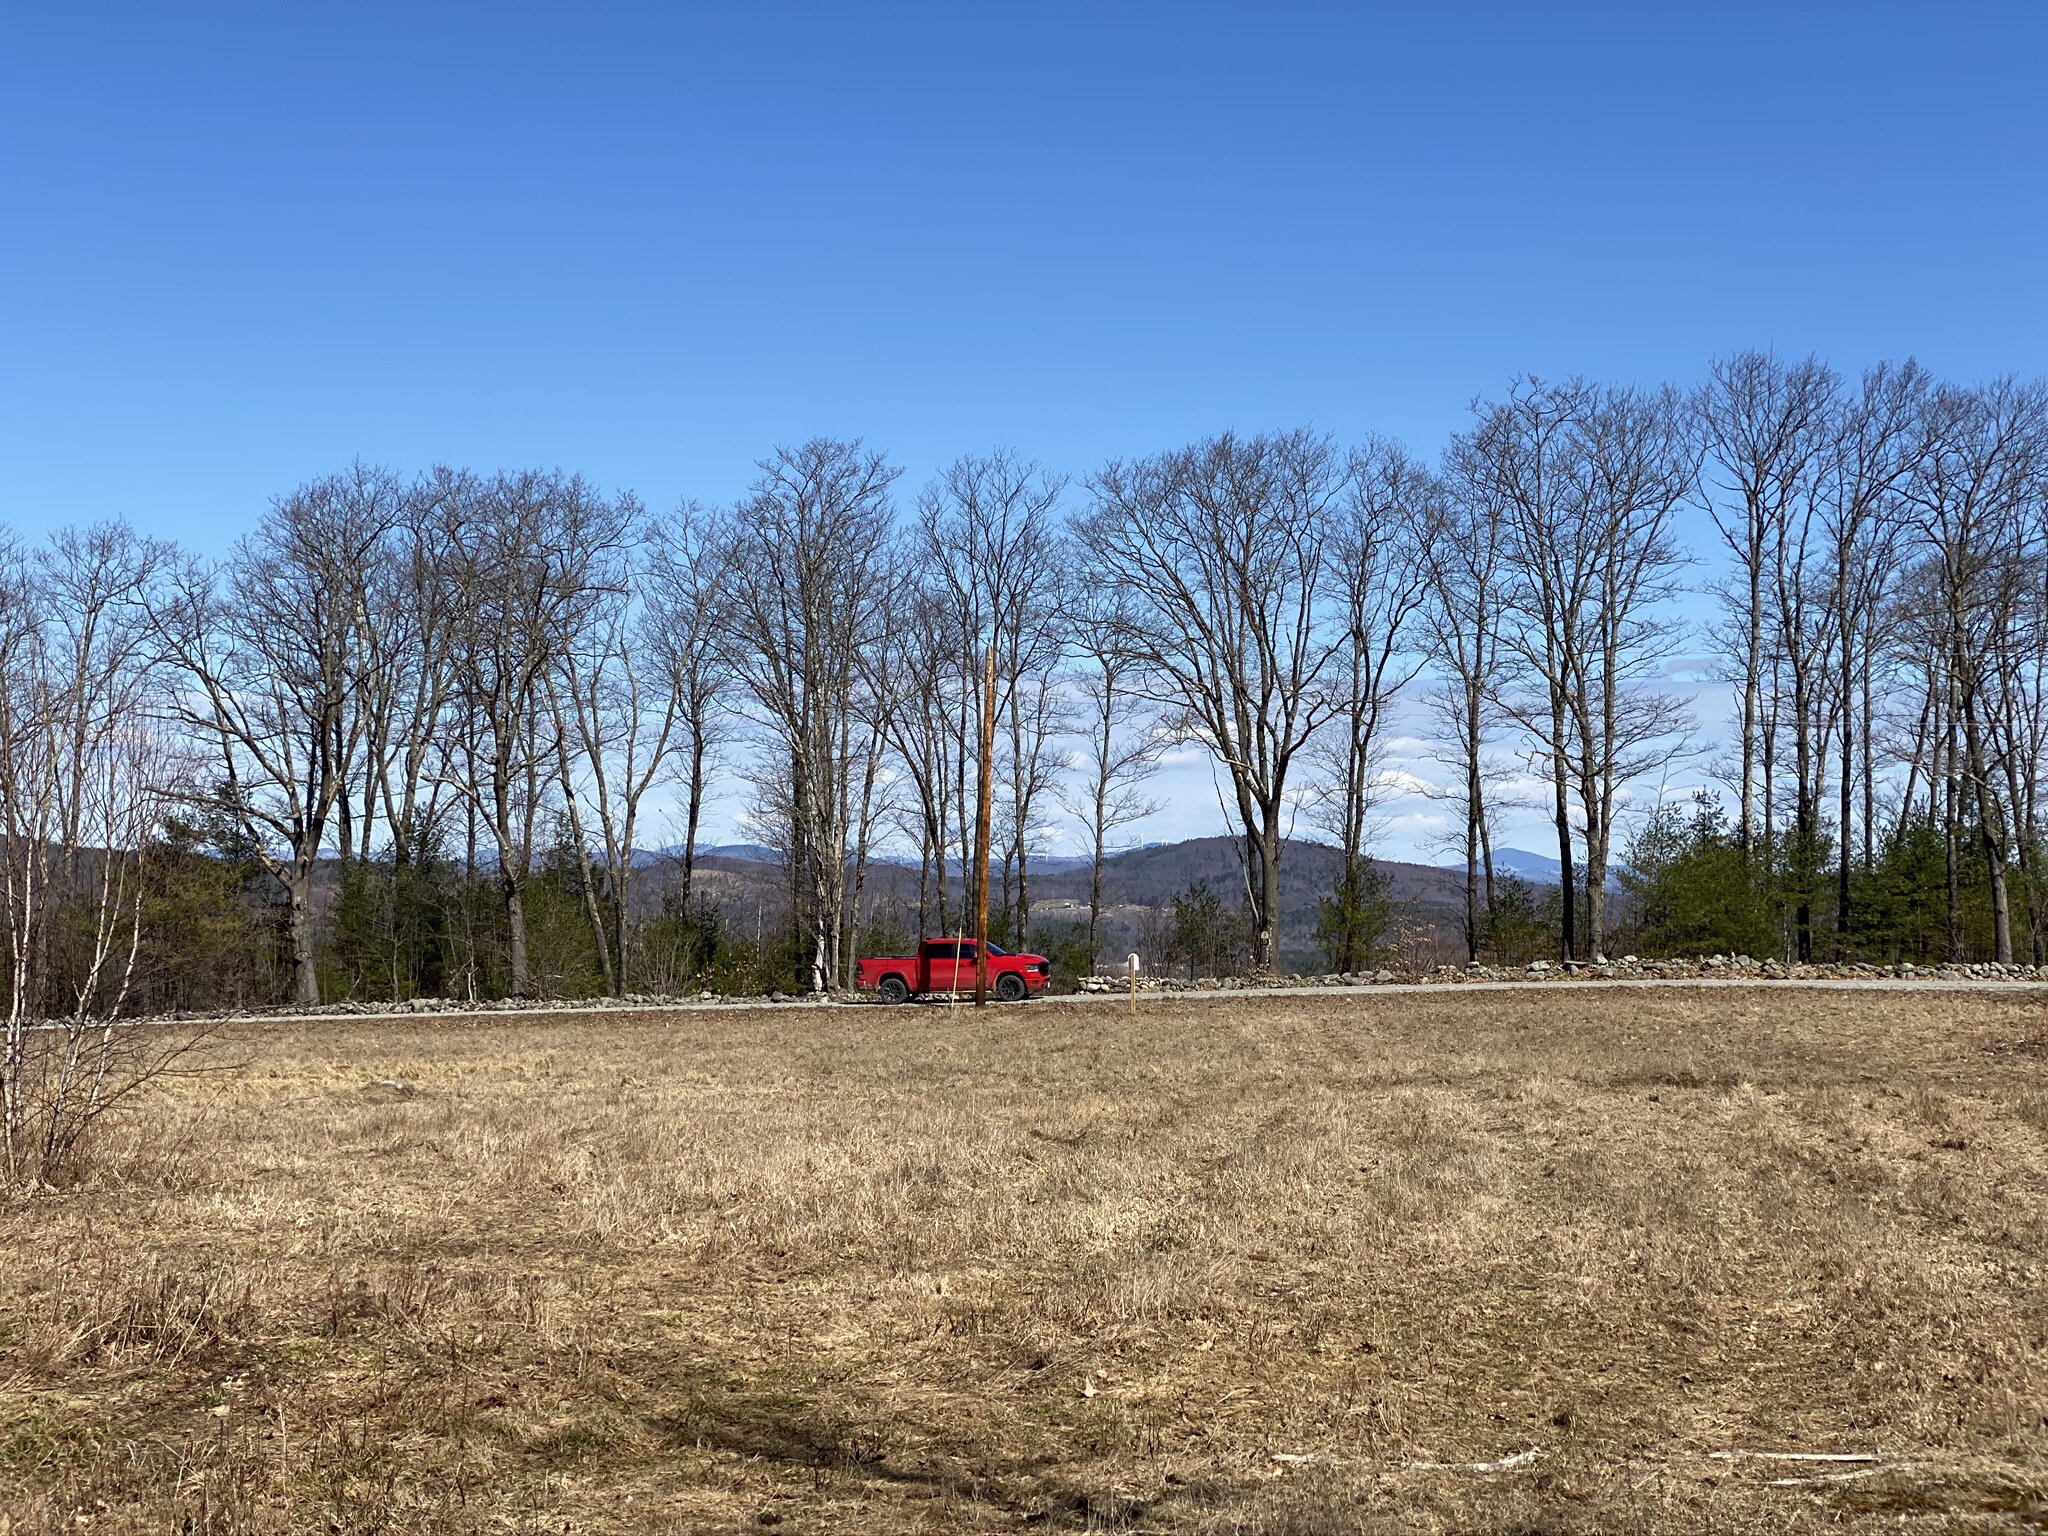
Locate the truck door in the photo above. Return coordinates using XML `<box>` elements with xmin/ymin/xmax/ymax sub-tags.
<box><xmin>922</xmin><ymin>940</ymin><xmax>972</xmax><ymax>994</ymax></box>
<box><xmin>919</xmin><ymin>940</ymin><xmax>955</xmax><ymax>993</ymax></box>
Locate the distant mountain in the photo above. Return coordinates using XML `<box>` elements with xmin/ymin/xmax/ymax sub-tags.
<box><xmin>1016</xmin><ymin>853</ymin><xmax>1096</xmax><ymax>874</ymax></box>
<box><xmin>695</xmin><ymin>842</ymin><xmax>784</xmax><ymax>864</ymax></box>
<box><xmin>1434</xmin><ymin>846</ymin><xmax>1627</xmax><ymax>890</ymax></box>
<box><xmin>617</xmin><ymin>834</ymin><xmax>1490</xmax><ymax>970</ymax></box>
<box><xmin>625</xmin><ymin>843</ymin><xmax>783</xmax><ymax>867</ymax></box>
<box><xmin>1026</xmin><ymin>836</ymin><xmax>1471</xmax><ymax>972</ymax></box>
<box><xmin>640</xmin><ymin>844</ymin><xmax>1130</xmax><ymax>876</ymax></box>
<box><xmin>1435</xmin><ymin>846</ymin><xmax>1563</xmax><ymax>882</ymax></box>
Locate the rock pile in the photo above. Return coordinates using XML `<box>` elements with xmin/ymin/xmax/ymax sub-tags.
<box><xmin>1073</xmin><ymin>974</ymin><xmax>1185</xmax><ymax>994</ymax></box>
<box><xmin>1425</xmin><ymin>954</ymin><xmax>2047</xmax><ymax>984</ymax></box>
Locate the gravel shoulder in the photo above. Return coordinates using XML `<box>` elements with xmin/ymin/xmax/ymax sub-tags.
<box><xmin>180</xmin><ymin>971</ymin><xmax>2048</xmax><ymax>1029</ymax></box>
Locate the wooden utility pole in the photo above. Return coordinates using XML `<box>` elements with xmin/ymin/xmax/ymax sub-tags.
<box><xmin>974</xmin><ymin>643</ymin><xmax>997</xmax><ymax>1006</ymax></box>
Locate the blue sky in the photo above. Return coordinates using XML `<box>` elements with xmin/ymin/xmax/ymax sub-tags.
<box><xmin>5</xmin><ymin>3</ymin><xmax>2045</xmax><ymax>858</ymax></box>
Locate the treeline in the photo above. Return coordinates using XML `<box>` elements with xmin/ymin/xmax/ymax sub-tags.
<box><xmin>2</xmin><ymin>353</ymin><xmax>2046</xmax><ymax>1035</ymax></box>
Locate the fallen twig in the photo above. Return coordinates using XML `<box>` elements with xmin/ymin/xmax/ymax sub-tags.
<box><xmin>1272</xmin><ymin>1446</ymin><xmax>1942</xmax><ymax>1494</ymax></box>
<box><xmin>1766</xmin><ymin>1465</ymin><xmax>1902</xmax><ymax>1487</ymax></box>
<box><xmin>1406</xmin><ymin>1449</ymin><xmax>1544</xmax><ymax>1474</ymax></box>
<box><xmin>1270</xmin><ymin>1449</ymin><xmax>1544</xmax><ymax>1474</ymax></box>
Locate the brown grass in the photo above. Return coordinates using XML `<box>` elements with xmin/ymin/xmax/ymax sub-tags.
<box><xmin>3</xmin><ymin>987</ymin><xmax>2047</xmax><ymax>1533</ymax></box>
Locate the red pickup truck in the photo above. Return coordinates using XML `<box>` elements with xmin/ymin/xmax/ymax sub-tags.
<box><xmin>856</xmin><ymin>939</ymin><xmax>1052</xmax><ymax>1003</ymax></box>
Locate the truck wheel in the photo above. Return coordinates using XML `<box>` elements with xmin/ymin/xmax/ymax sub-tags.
<box><xmin>878</xmin><ymin>975</ymin><xmax>911</xmax><ymax>1005</ymax></box>
<box><xmin>995</xmin><ymin>973</ymin><xmax>1027</xmax><ymax>1003</ymax></box>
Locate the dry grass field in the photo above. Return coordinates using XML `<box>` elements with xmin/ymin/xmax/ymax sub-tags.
<box><xmin>4</xmin><ymin>987</ymin><xmax>2048</xmax><ymax>1534</ymax></box>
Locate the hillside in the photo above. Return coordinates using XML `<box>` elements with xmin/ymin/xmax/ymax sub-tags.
<box><xmin>637</xmin><ymin>836</ymin><xmax>1488</xmax><ymax>972</ymax></box>
<box><xmin>305</xmin><ymin>834</ymin><xmax>1532</xmax><ymax>972</ymax></box>
<box><xmin>1025</xmin><ymin>836</ymin><xmax>1473</xmax><ymax>972</ymax></box>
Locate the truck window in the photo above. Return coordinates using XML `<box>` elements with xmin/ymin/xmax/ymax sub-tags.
<box><xmin>922</xmin><ymin>941</ymin><xmax>961</xmax><ymax>960</ymax></box>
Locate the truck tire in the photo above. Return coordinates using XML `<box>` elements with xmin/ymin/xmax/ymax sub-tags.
<box><xmin>877</xmin><ymin>974</ymin><xmax>911</xmax><ymax>1005</ymax></box>
<box><xmin>995</xmin><ymin>972</ymin><xmax>1027</xmax><ymax>1003</ymax></box>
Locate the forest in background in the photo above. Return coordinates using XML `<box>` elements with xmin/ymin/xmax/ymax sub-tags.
<box><xmin>3</xmin><ymin>352</ymin><xmax>2046</xmax><ymax>1036</ymax></box>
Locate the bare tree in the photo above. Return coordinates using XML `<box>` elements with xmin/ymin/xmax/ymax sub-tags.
<box><xmin>148</xmin><ymin>471</ymin><xmax>397</xmax><ymax>1003</ymax></box>
<box><xmin>1059</xmin><ymin>587</ymin><xmax>1164</xmax><ymax>967</ymax></box>
<box><xmin>1569</xmin><ymin>388</ymin><xmax>1699</xmax><ymax>958</ymax></box>
<box><xmin>357</xmin><ymin>468</ymin><xmax>469</xmax><ymax>870</ymax></box>
<box><xmin>546</xmin><ymin>576</ymin><xmax>646</xmax><ymax>994</ymax></box>
<box><xmin>1309</xmin><ymin>440</ymin><xmax>1429</xmax><ymax>970</ymax></box>
<box><xmin>841</xmin><ymin>599</ymin><xmax>903</xmax><ymax>981</ymax></box>
<box><xmin>881</xmin><ymin>586</ymin><xmax>969</xmax><ymax>935</ymax></box>
<box><xmin>1421</xmin><ymin>441</ymin><xmax>1514</xmax><ymax>960</ymax></box>
<box><xmin>1458</xmin><ymin>380</ymin><xmax>1596</xmax><ymax>959</ymax></box>
<box><xmin>1902</xmin><ymin>377</ymin><xmax>2048</xmax><ymax>963</ymax></box>
<box><xmin>1475</xmin><ymin>380</ymin><xmax>1697</xmax><ymax>961</ymax></box>
<box><xmin>1081</xmin><ymin>430</ymin><xmax>1346</xmax><ymax>973</ymax></box>
<box><xmin>35</xmin><ymin>525</ymin><xmax>179</xmax><ymax>1023</ymax></box>
<box><xmin>716</xmin><ymin>440</ymin><xmax>899</xmax><ymax>992</ymax></box>
<box><xmin>1</xmin><ymin>533</ymin><xmax>57</xmax><ymax>1166</ymax></box>
<box><xmin>644</xmin><ymin>503</ymin><xmax>734</xmax><ymax>918</ymax></box>
<box><xmin>1697</xmin><ymin>352</ymin><xmax>1839</xmax><ymax>864</ymax></box>
<box><xmin>1981</xmin><ymin>530</ymin><xmax>2048</xmax><ymax>962</ymax></box>
<box><xmin>442</xmin><ymin>471</ymin><xmax>633</xmax><ymax>996</ymax></box>
<box><xmin>916</xmin><ymin>451</ymin><xmax>1071</xmax><ymax>946</ymax></box>
<box><xmin>1820</xmin><ymin>362</ymin><xmax>1925</xmax><ymax>939</ymax></box>
<box><xmin>1</xmin><ymin>524</ymin><xmax>205</xmax><ymax>1185</ymax></box>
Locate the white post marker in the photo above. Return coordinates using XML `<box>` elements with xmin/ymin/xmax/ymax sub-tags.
<box><xmin>1127</xmin><ymin>952</ymin><xmax>1141</xmax><ymax>1015</ymax></box>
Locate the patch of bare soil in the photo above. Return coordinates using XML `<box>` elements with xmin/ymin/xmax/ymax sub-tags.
<box><xmin>4</xmin><ymin>988</ymin><xmax>2046</xmax><ymax>1533</ymax></box>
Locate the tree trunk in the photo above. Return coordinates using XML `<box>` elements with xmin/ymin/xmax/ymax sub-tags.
<box><xmin>1943</xmin><ymin>671</ymin><xmax>1962</xmax><ymax>961</ymax></box>
<box><xmin>1551</xmin><ymin>745</ymin><xmax>1575</xmax><ymax>963</ymax></box>
<box><xmin>1740</xmin><ymin>560</ymin><xmax>1762</xmax><ymax>862</ymax></box>
<box><xmin>1791</xmin><ymin>663</ymin><xmax>1815</xmax><ymax>962</ymax></box>
<box><xmin>1462</xmin><ymin>685</ymin><xmax>1483</xmax><ymax>962</ymax></box>
<box><xmin>288</xmin><ymin>866</ymin><xmax>320</xmax><ymax>1005</ymax></box>
<box><xmin>1015</xmin><ymin>844</ymin><xmax>1031</xmax><ymax>950</ymax></box>
<box><xmin>1087</xmin><ymin>839</ymin><xmax>1104</xmax><ymax>969</ymax></box>
<box><xmin>552</xmin><ymin>724</ymin><xmax>616</xmax><ymax>996</ymax></box>
<box><xmin>843</xmin><ymin>730</ymin><xmax>883</xmax><ymax>990</ymax></box>
<box><xmin>610</xmin><ymin>856</ymin><xmax>633</xmax><ymax>996</ymax></box>
<box><xmin>1254</xmin><ymin>813</ymin><xmax>1283</xmax><ymax>975</ymax></box>
<box><xmin>576</xmin><ymin>851</ymin><xmax>615</xmax><ymax>995</ymax></box>
<box><xmin>808</xmin><ymin>900</ymin><xmax>830</xmax><ymax>995</ymax></box>
<box><xmin>1479</xmin><ymin>806</ymin><xmax>1498</xmax><ymax>946</ymax></box>
<box><xmin>1963</xmin><ymin>695</ymin><xmax>2013</xmax><ymax>963</ymax></box>
<box><xmin>1839</xmin><ymin>700</ymin><xmax>1854</xmax><ymax>941</ymax></box>
<box><xmin>1584</xmin><ymin>821</ymin><xmax>1609</xmax><ymax>962</ymax></box>
<box><xmin>679</xmin><ymin>729</ymin><xmax>705</xmax><ymax>911</ymax></box>
<box><xmin>502</xmin><ymin>871</ymin><xmax>529</xmax><ymax>997</ymax></box>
